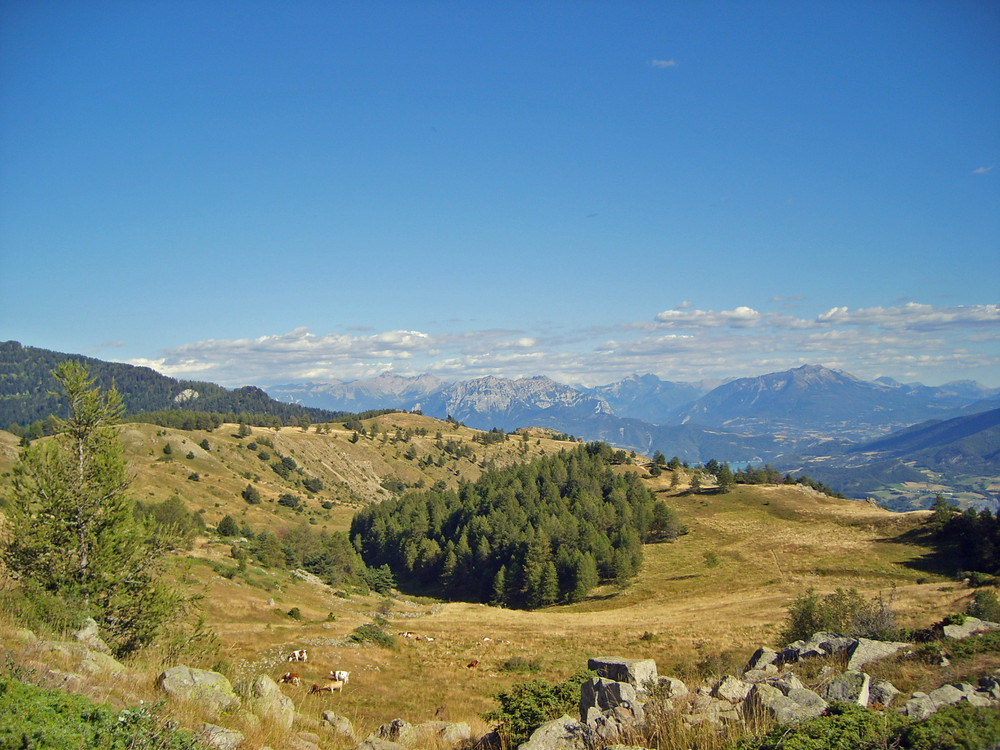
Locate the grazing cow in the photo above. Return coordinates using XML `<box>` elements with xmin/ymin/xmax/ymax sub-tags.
<box><xmin>287</xmin><ymin>649</ymin><xmax>308</xmax><ymax>662</ymax></box>
<box><xmin>328</xmin><ymin>670</ymin><xmax>350</xmax><ymax>684</ymax></box>
<box><xmin>466</xmin><ymin>659</ymin><xmax>479</xmax><ymax>669</ymax></box>
<box><xmin>310</xmin><ymin>679</ymin><xmax>344</xmax><ymax>694</ymax></box>
<box><xmin>398</xmin><ymin>631</ymin><xmax>415</xmax><ymax>638</ymax></box>
<box><xmin>279</xmin><ymin>672</ymin><xmax>300</xmax><ymax>686</ymax></box>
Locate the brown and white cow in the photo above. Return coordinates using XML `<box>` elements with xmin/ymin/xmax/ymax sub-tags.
<box><xmin>287</xmin><ymin>649</ymin><xmax>308</xmax><ymax>662</ymax></box>
<box><xmin>279</xmin><ymin>672</ymin><xmax>300</xmax><ymax>686</ymax></box>
<box><xmin>327</xmin><ymin>670</ymin><xmax>350</xmax><ymax>685</ymax></box>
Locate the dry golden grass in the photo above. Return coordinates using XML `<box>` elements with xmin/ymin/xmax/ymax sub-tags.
<box><xmin>0</xmin><ymin>419</ymin><xmax>981</xmax><ymax>749</ymax></box>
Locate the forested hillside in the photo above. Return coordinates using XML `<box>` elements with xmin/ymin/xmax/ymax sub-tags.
<box><xmin>350</xmin><ymin>442</ymin><xmax>685</xmax><ymax>608</ymax></box>
<box><xmin>0</xmin><ymin>341</ymin><xmax>352</xmax><ymax>431</ymax></box>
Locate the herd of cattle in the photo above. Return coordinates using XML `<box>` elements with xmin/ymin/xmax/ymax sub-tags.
<box><xmin>280</xmin><ymin>649</ymin><xmax>351</xmax><ymax>695</ymax></box>
<box><xmin>279</xmin><ymin>632</ymin><xmax>503</xmax><ymax>695</ymax></box>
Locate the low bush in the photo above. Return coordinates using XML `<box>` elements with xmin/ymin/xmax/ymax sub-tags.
<box><xmin>349</xmin><ymin>623</ymin><xmax>396</xmax><ymax>648</ymax></box>
<box><xmin>0</xmin><ymin>676</ymin><xmax>204</xmax><ymax>749</ymax></box>
<box><xmin>968</xmin><ymin>589</ymin><xmax>1000</xmax><ymax>622</ymax></box>
<box><xmin>781</xmin><ymin>587</ymin><xmax>898</xmax><ymax>643</ymax></box>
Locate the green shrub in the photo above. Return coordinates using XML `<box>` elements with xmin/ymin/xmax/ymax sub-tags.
<box><xmin>781</xmin><ymin>587</ymin><xmax>898</xmax><ymax>643</ymax></box>
<box><xmin>349</xmin><ymin>623</ymin><xmax>396</xmax><ymax>648</ymax></box>
<box><xmin>499</xmin><ymin>656</ymin><xmax>542</xmax><ymax>674</ymax></box>
<box><xmin>0</xmin><ymin>676</ymin><xmax>204</xmax><ymax>749</ymax></box>
<box><xmin>482</xmin><ymin>670</ymin><xmax>594</xmax><ymax>747</ymax></box>
<box><xmin>968</xmin><ymin>589</ymin><xmax>1000</xmax><ymax>622</ymax></box>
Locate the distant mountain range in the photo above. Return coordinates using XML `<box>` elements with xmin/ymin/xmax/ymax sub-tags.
<box><xmin>267</xmin><ymin>364</ymin><xmax>1000</xmax><ymax>510</ymax></box>
<box><xmin>3</xmin><ymin>340</ymin><xmax>998</xmax><ymax>509</ymax></box>
<box><xmin>267</xmin><ymin>364</ymin><xmax>999</xmax><ymax>446</ymax></box>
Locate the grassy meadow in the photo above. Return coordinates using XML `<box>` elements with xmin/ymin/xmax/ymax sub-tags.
<box><xmin>0</xmin><ymin>417</ymin><xmax>983</xmax><ymax>747</ymax></box>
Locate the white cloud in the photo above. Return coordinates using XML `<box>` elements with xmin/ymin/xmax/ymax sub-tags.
<box><xmin>816</xmin><ymin>302</ymin><xmax>1000</xmax><ymax>329</ymax></box>
<box><xmin>650</xmin><ymin>59</ymin><xmax>677</xmax><ymax>68</ymax></box>
<box><xmin>655</xmin><ymin>305</ymin><xmax>762</xmax><ymax>327</ymax></box>
<box><xmin>131</xmin><ymin>300</ymin><xmax>1000</xmax><ymax>389</ymax></box>
<box><xmin>973</xmin><ymin>165</ymin><xmax>994</xmax><ymax>174</ymax></box>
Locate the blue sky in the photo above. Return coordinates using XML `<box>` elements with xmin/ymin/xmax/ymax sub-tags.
<box><xmin>2</xmin><ymin>1</ymin><xmax>998</xmax><ymax>388</ymax></box>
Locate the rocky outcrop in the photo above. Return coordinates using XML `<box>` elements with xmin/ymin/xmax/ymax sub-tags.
<box><xmin>158</xmin><ymin>666</ymin><xmax>240</xmax><ymax>716</ymax></box>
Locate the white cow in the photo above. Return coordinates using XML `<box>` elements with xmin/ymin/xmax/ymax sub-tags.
<box><xmin>328</xmin><ymin>670</ymin><xmax>350</xmax><ymax>684</ymax></box>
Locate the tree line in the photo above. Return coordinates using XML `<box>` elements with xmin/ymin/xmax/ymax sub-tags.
<box><xmin>349</xmin><ymin>442</ymin><xmax>685</xmax><ymax>609</ymax></box>
<box><xmin>0</xmin><ymin>340</ymin><xmax>387</xmax><ymax>433</ymax></box>
<box><xmin>926</xmin><ymin>495</ymin><xmax>1000</xmax><ymax>578</ymax></box>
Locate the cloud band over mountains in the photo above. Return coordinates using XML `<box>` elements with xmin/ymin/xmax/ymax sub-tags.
<box><xmin>130</xmin><ymin>302</ymin><xmax>1000</xmax><ymax>388</ymax></box>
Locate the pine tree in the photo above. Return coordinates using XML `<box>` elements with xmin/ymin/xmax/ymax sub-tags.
<box><xmin>4</xmin><ymin>362</ymin><xmax>183</xmax><ymax>656</ymax></box>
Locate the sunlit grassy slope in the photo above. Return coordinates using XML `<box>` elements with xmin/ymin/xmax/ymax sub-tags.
<box><xmin>0</xmin><ymin>416</ymin><xmax>975</xmax><ymax>743</ymax></box>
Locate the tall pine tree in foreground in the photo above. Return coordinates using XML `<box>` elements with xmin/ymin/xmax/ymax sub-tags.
<box><xmin>3</xmin><ymin>362</ymin><xmax>184</xmax><ymax>657</ymax></box>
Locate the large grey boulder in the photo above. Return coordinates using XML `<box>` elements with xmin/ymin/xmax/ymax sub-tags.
<box><xmin>846</xmin><ymin>638</ymin><xmax>908</xmax><ymax>670</ymax></box>
<box><xmin>519</xmin><ymin>715</ymin><xmax>595</xmax><ymax>750</ymax></box>
<box><xmin>158</xmin><ymin>666</ymin><xmax>240</xmax><ymax>716</ymax></box>
<box><xmin>823</xmin><ymin>670</ymin><xmax>870</xmax><ymax>706</ymax></box>
<box><xmin>587</xmin><ymin>657</ymin><xmax>658</xmax><ymax>693</ymax></box>
<box><xmin>942</xmin><ymin>616</ymin><xmax>1000</xmax><ymax>640</ymax></box>
<box><xmin>244</xmin><ymin>674</ymin><xmax>294</xmax><ymax>730</ymax></box>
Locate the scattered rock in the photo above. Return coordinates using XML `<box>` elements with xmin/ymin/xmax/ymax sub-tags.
<box><xmin>368</xmin><ymin>719</ymin><xmax>417</xmax><ymax>747</ymax></box>
<box><xmin>72</xmin><ymin>617</ymin><xmax>111</xmax><ymax>655</ymax></box>
<box><xmin>322</xmin><ymin>710</ymin><xmax>356</xmax><ymax>741</ymax></box>
<box><xmin>869</xmin><ymin>679</ymin><xmax>899</xmax><ymax>707</ymax></box>
<box><xmin>198</xmin><ymin>723</ymin><xmax>244</xmax><ymax>750</ymax></box>
<box><xmin>244</xmin><ymin>674</ymin><xmax>294</xmax><ymax>730</ymax></box>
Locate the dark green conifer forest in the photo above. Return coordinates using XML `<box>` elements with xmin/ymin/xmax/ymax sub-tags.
<box><xmin>350</xmin><ymin>442</ymin><xmax>685</xmax><ymax>608</ymax></box>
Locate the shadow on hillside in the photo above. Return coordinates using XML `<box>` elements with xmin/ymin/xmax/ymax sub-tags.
<box><xmin>879</xmin><ymin>525</ymin><xmax>960</xmax><ymax>577</ymax></box>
